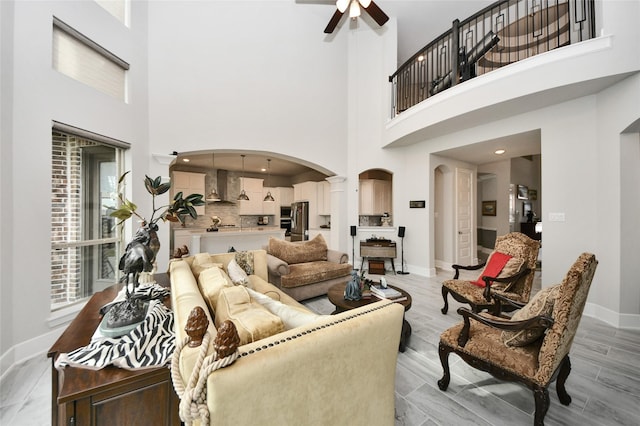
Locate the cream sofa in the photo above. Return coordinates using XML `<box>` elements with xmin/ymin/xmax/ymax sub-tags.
<box><xmin>265</xmin><ymin>234</ymin><xmax>352</xmax><ymax>301</ymax></box>
<box><xmin>169</xmin><ymin>249</ymin><xmax>404</xmax><ymax>426</ymax></box>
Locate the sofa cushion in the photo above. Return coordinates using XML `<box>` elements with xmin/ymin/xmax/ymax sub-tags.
<box><xmin>502</xmin><ymin>284</ymin><xmax>560</xmax><ymax>347</ymax></box>
<box><xmin>197</xmin><ymin>266</ymin><xmax>233</xmax><ymax>314</ymax></box>
<box><xmin>215</xmin><ymin>286</ymin><xmax>285</xmax><ymax>345</ymax></box>
<box><xmin>268</xmin><ymin>234</ymin><xmax>328</xmax><ymax>265</ymax></box>
<box><xmin>227</xmin><ymin>258</ymin><xmax>251</xmax><ymax>287</ymax></box>
<box><xmin>245</xmin><ymin>287</ymin><xmax>322</xmax><ymax>330</ymax></box>
<box><xmin>190</xmin><ymin>252</ymin><xmax>224</xmax><ymax>279</ymax></box>
<box><xmin>281</xmin><ymin>261</ymin><xmax>352</xmax><ymax>289</ymax></box>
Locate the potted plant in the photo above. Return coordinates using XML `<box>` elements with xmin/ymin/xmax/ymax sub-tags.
<box><xmin>102</xmin><ymin>172</ymin><xmax>204</xmax><ymax>335</ymax></box>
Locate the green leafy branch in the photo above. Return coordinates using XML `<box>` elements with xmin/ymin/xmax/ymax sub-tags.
<box><xmin>110</xmin><ymin>171</ymin><xmax>205</xmax><ymax>227</ymax></box>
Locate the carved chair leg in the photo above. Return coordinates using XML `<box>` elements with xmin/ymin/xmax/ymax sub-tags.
<box><xmin>437</xmin><ymin>343</ymin><xmax>451</xmax><ymax>391</ymax></box>
<box><xmin>441</xmin><ymin>286</ymin><xmax>450</xmax><ymax>314</ymax></box>
<box><xmin>533</xmin><ymin>386</ymin><xmax>550</xmax><ymax>426</ymax></box>
<box><xmin>556</xmin><ymin>356</ymin><xmax>572</xmax><ymax>405</ymax></box>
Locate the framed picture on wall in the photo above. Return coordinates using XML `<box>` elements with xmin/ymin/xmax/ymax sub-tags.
<box><xmin>517</xmin><ymin>184</ymin><xmax>529</xmax><ymax>200</ymax></box>
<box><xmin>523</xmin><ymin>201</ymin><xmax>532</xmax><ymax>217</ymax></box>
<box><xmin>482</xmin><ymin>200</ymin><xmax>497</xmax><ymax>216</ymax></box>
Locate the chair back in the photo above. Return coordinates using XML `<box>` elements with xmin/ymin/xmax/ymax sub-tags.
<box><xmin>493</xmin><ymin>232</ymin><xmax>540</xmax><ymax>300</ymax></box>
<box><xmin>534</xmin><ymin>253</ymin><xmax>598</xmax><ymax>384</ymax></box>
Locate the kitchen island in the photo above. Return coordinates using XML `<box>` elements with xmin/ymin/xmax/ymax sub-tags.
<box><xmin>173</xmin><ymin>227</ymin><xmax>285</xmax><ymax>254</ymax></box>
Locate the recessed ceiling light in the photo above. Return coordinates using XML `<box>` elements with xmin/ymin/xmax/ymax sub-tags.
<box><xmin>494</xmin><ymin>149</ymin><xmax>506</xmax><ymax>155</ymax></box>
<box><xmin>182</xmin><ymin>158</ymin><xmax>190</xmax><ymax>162</ymax></box>
<box><xmin>261</xmin><ymin>168</ymin><xmax>266</xmax><ymax>172</ymax></box>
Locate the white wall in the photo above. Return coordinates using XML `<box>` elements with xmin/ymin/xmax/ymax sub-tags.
<box><xmin>146</xmin><ymin>1</ymin><xmax>351</xmax><ymax>266</ymax></box>
<box><xmin>1</xmin><ymin>0</ymin><xmax>150</xmax><ymax>373</ymax></box>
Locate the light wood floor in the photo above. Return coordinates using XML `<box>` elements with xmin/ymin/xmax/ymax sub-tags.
<box><xmin>2</xmin><ymin>268</ymin><xmax>639</xmax><ymax>425</ymax></box>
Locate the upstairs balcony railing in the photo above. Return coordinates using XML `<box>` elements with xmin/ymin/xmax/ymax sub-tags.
<box><xmin>389</xmin><ymin>0</ymin><xmax>595</xmax><ymax>118</ymax></box>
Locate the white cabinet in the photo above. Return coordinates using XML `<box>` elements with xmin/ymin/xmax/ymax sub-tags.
<box><xmin>278</xmin><ymin>187</ymin><xmax>294</xmax><ymax>207</ymax></box>
<box><xmin>172</xmin><ymin>171</ymin><xmax>205</xmax><ymax>215</ymax></box>
<box><xmin>293</xmin><ymin>181</ymin><xmax>318</xmax><ymax>203</ymax></box>
<box><xmin>317</xmin><ymin>181</ymin><xmax>331</xmax><ymax>215</ymax></box>
<box><xmin>238</xmin><ymin>177</ymin><xmax>264</xmax><ymax>215</ymax></box>
<box><xmin>262</xmin><ymin>187</ymin><xmax>277</xmax><ymax>215</ymax></box>
<box><xmin>359</xmin><ymin>179</ymin><xmax>392</xmax><ymax>215</ymax></box>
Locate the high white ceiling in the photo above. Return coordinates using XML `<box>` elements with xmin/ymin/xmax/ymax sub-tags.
<box><xmin>176</xmin><ymin>1</ymin><xmax>531</xmax><ymax>175</ymax></box>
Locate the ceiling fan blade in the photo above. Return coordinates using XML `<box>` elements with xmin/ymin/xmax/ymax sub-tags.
<box><xmin>364</xmin><ymin>1</ymin><xmax>389</xmax><ymax>27</ymax></box>
<box><xmin>324</xmin><ymin>9</ymin><xmax>344</xmax><ymax>34</ymax></box>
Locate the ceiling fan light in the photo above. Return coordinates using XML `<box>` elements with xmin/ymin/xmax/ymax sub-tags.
<box><xmin>336</xmin><ymin>0</ymin><xmax>349</xmax><ymax>13</ymax></box>
<box><xmin>349</xmin><ymin>0</ymin><xmax>361</xmax><ymax>18</ymax></box>
<box><xmin>359</xmin><ymin>0</ymin><xmax>372</xmax><ymax>8</ymax></box>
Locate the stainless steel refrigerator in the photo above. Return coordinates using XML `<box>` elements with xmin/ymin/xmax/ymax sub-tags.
<box><xmin>290</xmin><ymin>201</ymin><xmax>309</xmax><ymax>241</ymax></box>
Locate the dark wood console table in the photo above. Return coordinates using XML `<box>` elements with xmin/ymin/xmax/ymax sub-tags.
<box><xmin>47</xmin><ymin>274</ymin><xmax>180</xmax><ymax>426</ymax></box>
<box><xmin>360</xmin><ymin>240</ymin><xmax>397</xmax><ymax>274</ymax></box>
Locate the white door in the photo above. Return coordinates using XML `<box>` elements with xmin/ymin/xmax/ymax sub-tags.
<box><xmin>455</xmin><ymin>168</ymin><xmax>473</xmax><ymax>265</ymax></box>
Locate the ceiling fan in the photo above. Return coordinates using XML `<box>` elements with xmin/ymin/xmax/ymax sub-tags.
<box><xmin>324</xmin><ymin>0</ymin><xmax>389</xmax><ymax>34</ymax></box>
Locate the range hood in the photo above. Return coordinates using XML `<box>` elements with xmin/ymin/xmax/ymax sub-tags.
<box><xmin>209</xmin><ymin>169</ymin><xmax>236</xmax><ymax>205</ymax></box>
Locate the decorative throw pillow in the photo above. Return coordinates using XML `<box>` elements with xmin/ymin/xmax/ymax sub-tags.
<box><xmin>502</xmin><ymin>284</ymin><xmax>560</xmax><ymax>347</ymax></box>
<box><xmin>197</xmin><ymin>266</ymin><xmax>232</xmax><ymax>313</ymax></box>
<box><xmin>492</xmin><ymin>257</ymin><xmax>526</xmax><ymax>290</ymax></box>
<box><xmin>471</xmin><ymin>251</ymin><xmax>513</xmax><ymax>287</ymax></box>
<box><xmin>192</xmin><ymin>262</ymin><xmax>224</xmax><ymax>279</ymax></box>
<box><xmin>268</xmin><ymin>234</ymin><xmax>328</xmax><ymax>265</ymax></box>
<box><xmin>235</xmin><ymin>251</ymin><xmax>254</xmax><ymax>275</ymax></box>
<box><xmin>227</xmin><ymin>258</ymin><xmax>250</xmax><ymax>287</ymax></box>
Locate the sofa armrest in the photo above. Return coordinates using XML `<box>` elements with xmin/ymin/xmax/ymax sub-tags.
<box><xmin>327</xmin><ymin>249</ymin><xmax>349</xmax><ymax>264</ymax></box>
<box><xmin>205</xmin><ymin>300</ymin><xmax>404</xmax><ymax>426</ymax></box>
<box><xmin>266</xmin><ymin>253</ymin><xmax>290</xmax><ymax>276</ymax></box>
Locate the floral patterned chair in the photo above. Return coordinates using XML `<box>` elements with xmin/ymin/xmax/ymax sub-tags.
<box><xmin>441</xmin><ymin>232</ymin><xmax>540</xmax><ymax>315</ymax></box>
<box><xmin>437</xmin><ymin>252</ymin><xmax>598</xmax><ymax>426</ymax></box>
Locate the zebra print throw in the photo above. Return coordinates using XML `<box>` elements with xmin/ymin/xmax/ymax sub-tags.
<box><xmin>55</xmin><ymin>285</ymin><xmax>175</xmax><ymax>371</ymax></box>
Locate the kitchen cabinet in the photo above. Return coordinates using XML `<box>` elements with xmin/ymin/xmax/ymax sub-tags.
<box><xmin>359</xmin><ymin>179</ymin><xmax>392</xmax><ymax>216</ymax></box>
<box><xmin>293</xmin><ymin>181</ymin><xmax>318</xmax><ymax>203</ymax></box>
<box><xmin>262</xmin><ymin>187</ymin><xmax>277</xmax><ymax>215</ymax></box>
<box><xmin>238</xmin><ymin>177</ymin><xmax>264</xmax><ymax>215</ymax></box>
<box><xmin>278</xmin><ymin>187</ymin><xmax>294</xmax><ymax>207</ymax></box>
<box><xmin>317</xmin><ymin>181</ymin><xmax>331</xmax><ymax>215</ymax></box>
<box><xmin>172</xmin><ymin>171</ymin><xmax>205</xmax><ymax>215</ymax></box>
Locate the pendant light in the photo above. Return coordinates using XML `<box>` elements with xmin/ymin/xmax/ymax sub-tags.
<box><xmin>263</xmin><ymin>159</ymin><xmax>275</xmax><ymax>202</ymax></box>
<box><xmin>207</xmin><ymin>152</ymin><xmax>221</xmax><ymax>202</ymax></box>
<box><xmin>237</xmin><ymin>154</ymin><xmax>250</xmax><ymax>201</ymax></box>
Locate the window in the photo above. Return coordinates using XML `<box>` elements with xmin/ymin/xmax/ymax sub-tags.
<box><xmin>52</xmin><ymin>18</ymin><xmax>129</xmax><ymax>101</ymax></box>
<box><xmin>95</xmin><ymin>0</ymin><xmax>129</xmax><ymax>26</ymax></box>
<box><xmin>50</xmin><ymin>127</ymin><xmax>126</xmax><ymax>310</ymax></box>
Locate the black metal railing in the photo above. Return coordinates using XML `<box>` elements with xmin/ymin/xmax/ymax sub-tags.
<box><xmin>389</xmin><ymin>0</ymin><xmax>595</xmax><ymax>117</ymax></box>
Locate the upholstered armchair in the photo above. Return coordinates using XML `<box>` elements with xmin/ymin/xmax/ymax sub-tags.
<box><xmin>441</xmin><ymin>232</ymin><xmax>540</xmax><ymax>315</ymax></box>
<box><xmin>437</xmin><ymin>252</ymin><xmax>598</xmax><ymax>426</ymax></box>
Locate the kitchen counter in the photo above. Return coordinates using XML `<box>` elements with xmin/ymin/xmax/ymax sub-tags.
<box><xmin>175</xmin><ymin>227</ymin><xmax>285</xmax><ymax>254</ymax></box>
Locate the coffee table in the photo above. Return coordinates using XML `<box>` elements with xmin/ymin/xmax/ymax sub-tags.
<box><xmin>327</xmin><ymin>282</ymin><xmax>412</xmax><ymax>352</ymax></box>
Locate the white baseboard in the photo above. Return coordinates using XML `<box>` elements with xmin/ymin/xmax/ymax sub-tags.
<box><xmin>584</xmin><ymin>302</ymin><xmax>640</xmax><ymax>330</ymax></box>
<box><xmin>0</xmin><ymin>327</ymin><xmax>65</xmax><ymax>379</ymax></box>
<box><xmin>435</xmin><ymin>259</ymin><xmax>453</xmax><ymax>272</ymax></box>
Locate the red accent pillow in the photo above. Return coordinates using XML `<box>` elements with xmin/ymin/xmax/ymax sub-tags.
<box><xmin>471</xmin><ymin>252</ymin><xmax>513</xmax><ymax>287</ymax></box>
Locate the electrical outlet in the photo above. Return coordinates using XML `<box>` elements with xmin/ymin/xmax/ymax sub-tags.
<box><xmin>549</xmin><ymin>212</ymin><xmax>565</xmax><ymax>222</ymax></box>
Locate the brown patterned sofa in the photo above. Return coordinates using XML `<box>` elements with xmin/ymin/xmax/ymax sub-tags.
<box><xmin>265</xmin><ymin>234</ymin><xmax>352</xmax><ymax>301</ymax></box>
<box><xmin>437</xmin><ymin>252</ymin><xmax>598</xmax><ymax>425</ymax></box>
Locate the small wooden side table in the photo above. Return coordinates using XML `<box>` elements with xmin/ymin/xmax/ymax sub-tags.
<box><xmin>327</xmin><ymin>282</ymin><xmax>412</xmax><ymax>352</ymax></box>
<box><xmin>47</xmin><ymin>274</ymin><xmax>180</xmax><ymax>426</ymax></box>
